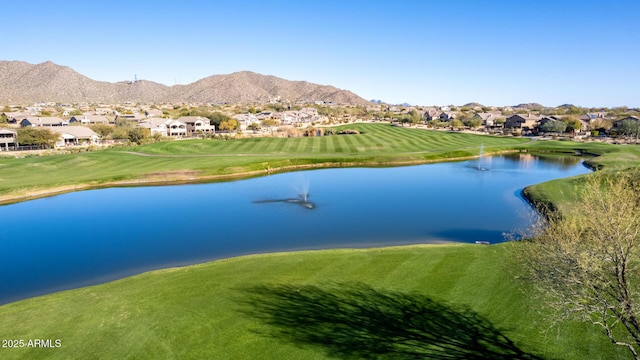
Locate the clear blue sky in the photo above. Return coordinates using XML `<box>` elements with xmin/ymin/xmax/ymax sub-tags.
<box><xmin>5</xmin><ymin>0</ymin><xmax>639</xmax><ymax>107</ymax></box>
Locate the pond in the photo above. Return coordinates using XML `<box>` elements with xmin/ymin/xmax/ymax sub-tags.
<box><xmin>0</xmin><ymin>154</ymin><xmax>591</xmax><ymax>304</ymax></box>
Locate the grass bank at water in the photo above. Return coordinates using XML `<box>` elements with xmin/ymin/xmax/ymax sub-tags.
<box><xmin>0</xmin><ymin>244</ymin><xmax>628</xmax><ymax>359</ymax></box>
<box><xmin>518</xmin><ymin>140</ymin><xmax>640</xmax><ymax>211</ymax></box>
<box><xmin>0</xmin><ymin>124</ymin><xmax>528</xmax><ymax>204</ymax></box>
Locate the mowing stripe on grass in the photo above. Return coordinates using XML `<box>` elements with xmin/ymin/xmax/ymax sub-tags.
<box><xmin>304</xmin><ymin>137</ymin><xmax>316</xmax><ymax>153</ymax></box>
<box><xmin>293</xmin><ymin>138</ymin><xmax>306</xmax><ymax>153</ymax></box>
<box><xmin>340</xmin><ymin>134</ymin><xmax>359</xmax><ymax>153</ymax></box>
<box><xmin>334</xmin><ymin>135</ymin><xmax>348</xmax><ymax>153</ymax></box>
<box><xmin>271</xmin><ymin>139</ymin><xmax>287</xmax><ymax>153</ymax></box>
<box><xmin>324</xmin><ymin>135</ymin><xmax>336</xmax><ymax>154</ymax></box>
<box><xmin>318</xmin><ymin>137</ymin><xmax>328</xmax><ymax>153</ymax></box>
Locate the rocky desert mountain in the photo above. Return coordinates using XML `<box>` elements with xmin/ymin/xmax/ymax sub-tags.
<box><xmin>0</xmin><ymin>61</ymin><xmax>369</xmax><ymax>105</ymax></box>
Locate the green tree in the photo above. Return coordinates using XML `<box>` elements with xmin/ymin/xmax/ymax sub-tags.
<box><xmin>127</xmin><ymin>127</ymin><xmax>150</xmax><ymax>144</ymax></box>
<box><xmin>16</xmin><ymin>127</ymin><xmax>59</xmax><ymax>148</ymax></box>
<box><xmin>461</xmin><ymin>116</ymin><xmax>482</xmax><ymax>129</ymax></box>
<box><xmin>564</xmin><ymin>117</ymin><xmax>582</xmax><ymax>133</ymax></box>
<box><xmin>265</xmin><ymin>103</ymin><xmax>286</xmax><ymax>112</ymax></box>
<box><xmin>261</xmin><ymin>118</ymin><xmax>280</xmax><ymax>134</ymax></box>
<box><xmin>115</xmin><ymin>117</ymin><xmax>135</xmax><ymax>128</ymax></box>
<box><xmin>591</xmin><ymin>119</ymin><xmax>612</xmax><ymax>132</ymax></box>
<box><xmin>514</xmin><ymin>171</ymin><xmax>640</xmax><ymax>359</ymax></box>
<box><xmin>109</xmin><ymin>127</ymin><xmax>130</xmax><ymax>140</ymax></box>
<box><xmin>618</xmin><ymin>119</ymin><xmax>640</xmax><ymax>141</ymax></box>
<box><xmin>610</xmin><ymin>107</ymin><xmax>629</xmax><ymax>117</ymax></box>
<box><xmin>428</xmin><ymin>119</ymin><xmax>442</xmax><ymax>128</ymax></box>
<box><xmin>399</xmin><ymin>111</ymin><xmax>420</xmax><ymax>127</ymax></box>
<box><xmin>219</xmin><ymin>119</ymin><xmax>239</xmax><ymax>131</ymax></box>
<box><xmin>539</xmin><ymin>120</ymin><xmax>567</xmax><ymax>134</ymax></box>
<box><xmin>450</xmin><ymin>119</ymin><xmax>463</xmax><ymax>129</ymax></box>
<box><xmin>564</xmin><ymin>105</ymin><xmax>584</xmax><ymax>116</ymax></box>
<box><xmin>206</xmin><ymin>112</ymin><xmax>232</xmax><ymax>127</ymax></box>
<box><xmin>493</xmin><ymin>117</ymin><xmax>506</xmax><ymax>128</ymax></box>
<box><xmin>89</xmin><ymin>124</ymin><xmax>114</xmax><ymax>138</ymax></box>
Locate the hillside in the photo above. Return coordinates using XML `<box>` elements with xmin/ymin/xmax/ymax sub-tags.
<box><xmin>0</xmin><ymin>61</ymin><xmax>369</xmax><ymax>105</ymax></box>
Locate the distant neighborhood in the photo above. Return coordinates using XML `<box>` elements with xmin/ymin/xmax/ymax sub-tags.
<box><xmin>1</xmin><ymin>100</ymin><xmax>639</xmax><ymax>153</ymax></box>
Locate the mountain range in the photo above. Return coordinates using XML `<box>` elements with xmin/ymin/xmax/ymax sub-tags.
<box><xmin>0</xmin><ymin>61</ymin><xmax>369</xmax><ymax>105</ymax></box>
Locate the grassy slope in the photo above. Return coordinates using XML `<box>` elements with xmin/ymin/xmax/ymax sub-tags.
<box><xmin>0</xmin><ymin>244</ymin><xmax>628</xmax><ymax>359</ymax></box>
<box><xmin>0</xmin><ymin>125</ymin><xmax>528</xmax><ymax>201</ymax></box>
<box><xmin>518</xmin><ymin>140</ymin><xmax>640</xmax><ymax>210</ymax></box>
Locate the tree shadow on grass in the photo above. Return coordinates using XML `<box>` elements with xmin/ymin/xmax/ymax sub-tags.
<box><xmin>239</xmin><ymin>283</ymin><xmax>544</xmax><ymax>359</ymax></box>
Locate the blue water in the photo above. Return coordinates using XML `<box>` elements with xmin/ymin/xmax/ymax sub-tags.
<box><xmin>0</xmin><ymin>154</ymin><xmax>590</xmax><ymax>304</ymax></box>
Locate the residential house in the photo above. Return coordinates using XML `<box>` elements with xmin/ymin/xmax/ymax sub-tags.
<box><xmin>504</xmin><ymin>114</ymin><xmax>541</xmax><ymax>131</ymax></box>
<box><xmin>19</xmin><ymin>117</ymin><xmax>68</xmax><ymax>127</ymax></box>
<box><xmin>115</xmin><ymin>113</ymin><xmax>147</xmax><ymax>122</ymax></box>
<box><xmin>439</xmin><ymin>112</ymin><xmax>457</xmax><ymax>121</ymax></box>
<box><xmin>50</xmin><ymin>126</ymin><xmax>100</xmax><ymax>147</ymax></box>
<box><xmin>579</xmin><ymin>112</ymin><xmax>609</xmax><ymax>130</ymax></box>
<box><xmin>2</xmin><ymin>112</ymin><xmax>29</xmax><ymax>123</ymax></box>
<box><xmin>232</xmin><ymin>113</ymin><xmax>259</xmax><ymax>131</ymax></box>
<box><xmin>299</xmin><ymin>107</ymin><xmax>324</xmax><ymax>123</ymax></box>
<box><xmin>69</xmin><ymin>115</ymin><xmax>110</xmax><ymax>125</ymax></box>
<box><xmin>138</xmin><ymin>118</ymin><xmax>187</xmax><ymax>137</ymax></box>
<box><xmin>256</xmin><ymin>111</ymin><xmax>273</xmax><ymax>120</ymax></box>
<box><xmin>278</xmin><ymin>111</ymin><xmax>298</xmax><ymax>125</ymax></box>
<box><xmin>138</xmin><ymin>118</ymin><xmax>168</xmax><ymax>136</ymax></box>
<box><xmin>424</xmin><ymin>108</ymin><xmax>441</xmax><ymax>121</ymax></box>
<box><xmin>0</xmin><ymin>128</ymin><xmax>17</xmax><ymax>151</ymax></box>
<box><xmin>612</xmin><ymin>116</ymin><xmax>640</xmax><ymax>131</ymax></box>
<box><xmin>164</xmin><ymin>120</ymin><xmax>188</xmax><ymax>137</ymax></box>
<box><xmin>474</xmin><ymin>112</ymin><xmax>503</xmax><ymax>127</ymax></box>
<box><xmin>579</xmin><ymin>112</ymin><xmax>608</xmax><ymax>122</ymax></box>
<box><xmin>300</xmin><ymin>107</ymin><xmax>319</xmax><ymax>118</ymax></box>
<box><xmin>176</xmin><ymin>116</ymin><xmax>215</xmax><ymax>135</ymax></box>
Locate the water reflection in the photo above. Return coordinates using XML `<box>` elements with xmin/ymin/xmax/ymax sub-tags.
<box><xmin>504</xmin><ymin>153</ymin><xmax>585</xmax><ymax>170</ymax></box>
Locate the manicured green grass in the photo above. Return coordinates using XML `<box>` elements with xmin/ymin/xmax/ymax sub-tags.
<box><xmin>131</xmin><ymin>124</ymin><xmax>528</xmax><ymax>155</ymax></box>
<box><xmin>519</xmin><ymin>139</ymin><xmax>640</xmax><ymax>170</ymax></box>
<box><xmin>2</xmin><ymin>126</ymin><xmax>640</xmax><ymax>358</ymax></box>
<box><xmin>0</xmin><ymin>124</ymin><xmax>528</xmax><ymax>202</ymax></box>
<box><xmin>0</xmin><ymin>244</ymin><xmax>628</xmax><ymax>359</ymax></box>
<box><xmin>517</xmin><ymin>140</ymin><xmax>640</xmax><ymax>210</ymax></box>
